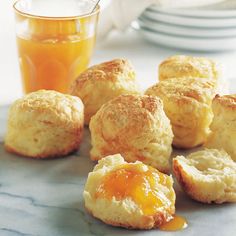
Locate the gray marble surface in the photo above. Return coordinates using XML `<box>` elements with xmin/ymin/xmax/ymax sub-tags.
<box><xmin>0</xmin><ymin>105</ymin><xmax>236</xmax><ymax>236</ymax></box>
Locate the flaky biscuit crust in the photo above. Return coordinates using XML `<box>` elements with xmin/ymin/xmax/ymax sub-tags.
<box><xmin>158</xmin><ymin>55</ymin><xmax>228</xmax><ymax>94</ymax></box>
<box><xmin>159</xmin><ymin>55</ymin><xmax>220</xmax><ymax>81</ymax></box>
<box><xmin>83</xmin><ymin>155</ymin><xmax>175</xmax><ymax>229</ymax></box>
<box><xmin>70</xmin><ymin>59</ymin><xmax>140</xmax><ymax>125</ymax></box>
<box><xmin>212</xmin><ymin>94</ymin><xmax>236</xmax><ymax>108</ymax></box>
<box><xmin>173</xmin><ymin>149</ymin><xmax>236</xmax><ymax>204</ymax></box>
<box><xmin>206</xmin><ymin>94</ymin><xmax>236</xmax><ymax>161</ymax></box>
<box><xmin>5</xmin><ymin>90</ymin><xmax>84</xmax><ymax>158</ymax></box>
<box><xmin>89</xmin><ymin>94</ymin><xmax>173</xmax><ymax>173</ymax></box>
<box><xmin>145</xmin><ymin>77</ymin><xmax>217</xmax><ymax>149</ymax></box>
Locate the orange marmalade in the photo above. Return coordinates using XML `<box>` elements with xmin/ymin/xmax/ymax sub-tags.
<box><xmin>160</xmin><ymin>215</ymin><xmax>188</xmax><ymax>231</ymax></box>
<box><xmin>95</xmin><ymin>164</ymin><xmax>175</xmax><ymax>216</ymax></box>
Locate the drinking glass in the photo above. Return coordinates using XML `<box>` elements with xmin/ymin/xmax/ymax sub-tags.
<box><xmin>13</xmin><ymin>0</ymin><xmax>99</xmax><ymax>93</ymax></box>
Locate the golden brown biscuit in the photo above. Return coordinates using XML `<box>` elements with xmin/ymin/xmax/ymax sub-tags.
<box><xmin>205</xmin><ymin>94</ymin><xmax>236</xmax><ymax>161</ymax></box>
<box><xmin>158</xmin><ymin>55</ymin><xmax>227</xmax><ymax>94</ymax></box>
<box><xmin>173</xmin><ymin>149</ymin><xmax>236</xmax><ymax>204</ymax></box>
<box><xmin>145</xmin><ymin>77</ymin><xmax>217</xmax><ymax>149</ymax></box>
<box><xmin>159</xmin><ymin>55</ymin><xmax>220</xmax><ymax>81</ymax></box>
<box><xmin>89</xmin><ymin>94</ymin><xmax>173</xmax><ymax>173</ymax></box>
<box><xmin>84</xmin><ymin>154</ymin><xmax>176</xmax><ymax>229</ymax></box>
<box><xmin>70</xmin><ymin>59</ymin><xmax>141</xmax><ymax>125</ymax></box>
<box><xmin>5</xmin><ymin>90</ymin><xmax>84</xmax><ymax>158</ymax></box>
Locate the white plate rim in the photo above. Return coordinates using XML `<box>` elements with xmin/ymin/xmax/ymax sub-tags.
<box><xmin>148</xmin><ymin>6</ymin><xmax>236</xmax><ymax>18</ymax></box>
<box><xmin>138</xmin><ymin>16</ymin><xmax>236</xmax><ymax>38</ymax></box>
<box><xmin>143</xmin><ymin>10</ymin><xmax>236</xmax><ymax>28</ymax></box>
<box><xmin>132</xmin><ymin>22</ymin><xmax>236</xmax><ymax>52</ymax></box>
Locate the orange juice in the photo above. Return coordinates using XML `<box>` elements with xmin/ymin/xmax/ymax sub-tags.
<box><xmin>14</xmin><ymin>0</ymin><xmax>99</xmax><ymax>94</ymax></box>
<box><xmin>17</xmin><ymin>34</ymin><xmax>95</xmax><ymax>93</ymax></box>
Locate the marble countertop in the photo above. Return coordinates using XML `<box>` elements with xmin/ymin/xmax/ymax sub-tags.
<box><xmin>0</xmin><ymin>104</ymin><xmax>236</xmax><ymax>236</ymax></box>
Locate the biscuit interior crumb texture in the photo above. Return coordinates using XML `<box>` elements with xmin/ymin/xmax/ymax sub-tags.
<box><xmin>173</xmin><ymin>149</ymin><xmax>236</xmax><ymax>204</ymax></box>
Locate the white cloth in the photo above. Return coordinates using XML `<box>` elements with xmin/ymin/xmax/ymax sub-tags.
<box><xmin>97</xmin><ymin>0</ymin><xmax>227</xmax><ymax>39</ymax></box>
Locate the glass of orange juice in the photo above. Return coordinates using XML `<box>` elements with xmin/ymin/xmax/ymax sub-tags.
<box><xmin>13</xmin><ymin>0</ymin><xmax>99</xmax><ymax>94</ymax></box>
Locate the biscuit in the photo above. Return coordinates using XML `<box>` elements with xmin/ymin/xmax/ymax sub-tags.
<box><xmin>84</xmin><ymin>154</ymin><xmax>176</xmax><ymax>229</ymax></box>
<box><xmin>158</xmin><ymin>55</ymin><xmax>227</xmax><ymax>94</ymax></box>
<box><xmin>159</xmin><ymin>55</ymin><xmax>219</xmax><ymax>81</ymax></box>
<box><xmin>70</xmin><ymin>59</ymin><xmax>141</xmax><ymax>125</ymax></box>
<box><xmin>145</xmin><ymin>77</ymin><xmax>217</xmax><ymax>149</ymax></box>
<box><xmin>205</xmin><ymin>94</ymin><xmax>236</xmax><ymax>161</ymax></box>
<box><xmin>173</xmin><ymin>149</ymin><xmax>236</xmax><ymax>204</ymax></box>
<box><xmin>5</xmin><ymin>90</ymin><xmax>84</xmax><ymax>158</ymax></box>
<box><xmin>89</xmin><ymin>94</ymin><xmax>173</xmax><ymax>173</ymax></box>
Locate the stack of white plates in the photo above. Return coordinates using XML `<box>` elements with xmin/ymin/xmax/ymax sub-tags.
<box><xmin>133</xmin><ymin>0</ymin><xmax>236</xmax><ymax>51</ymax></box>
